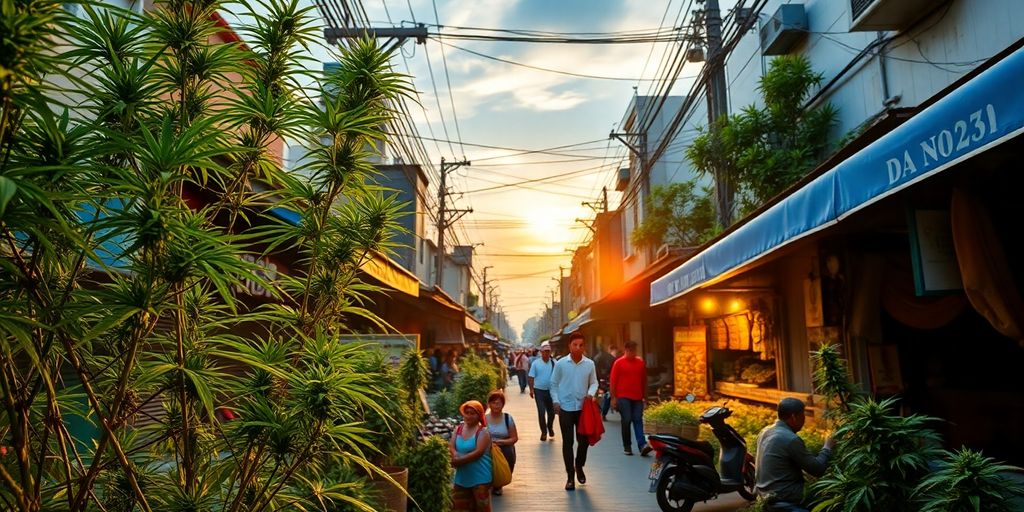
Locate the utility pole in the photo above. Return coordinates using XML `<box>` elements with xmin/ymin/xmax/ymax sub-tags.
<box><xmin>582</xmin><ymin>186</ymin><xmax>609</xmax><ymax>214</ymax></box>
<box><xmin>435</xmin><ymin>157</ymin><xmax>472</xmax><ymax>289</ymax></box>
<box><xmin>558</xmin><ymin>266</ymin><xmax>567</xmax><ymax>324</ymax></box>
<box><xmin>702</xmin><ymin>0</ymin><xmax>733</xmax><ymax>227</ymax></box>
<box><xmin>551</xmin><ymin>275</ymin><xmax>563</xmax><ymax>329</ymax></box>
<box><xmin>549</xmin><ymin>288</ymin><xmax>556</xmax><ymax>334</ymax></box>
<box><xmin>481</xmin><ymin>266</ymin><xmax>493</xmax><ymax>321</ymax></box>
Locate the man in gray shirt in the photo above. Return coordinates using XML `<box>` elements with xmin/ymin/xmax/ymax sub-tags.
<box><xmin>755</xmin><ymin>398</ymin><xmax>836</xmax><ymax>511</ymax></box>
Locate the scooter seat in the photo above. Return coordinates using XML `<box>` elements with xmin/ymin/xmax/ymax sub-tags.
<box><xmin>650</xmin><ymin>434</ymin><xmax>715</xmax><ymax>461</ymax></box>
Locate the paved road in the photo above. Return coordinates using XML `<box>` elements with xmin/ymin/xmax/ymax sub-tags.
<box><xmin>492</xmin><ymin>379</ymin><xmax>749</xmax><ymax>512</ymax></box>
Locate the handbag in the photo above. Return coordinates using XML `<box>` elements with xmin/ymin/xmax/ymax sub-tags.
<box><xmin>491</xmin><ymin>444</ymin><xmax>512</xmax><ymax>488</ymax></box>
<box><xmin>491</xmin><ymin>413</ymin><xmax>513</xmax><ymax>487</ymax></box>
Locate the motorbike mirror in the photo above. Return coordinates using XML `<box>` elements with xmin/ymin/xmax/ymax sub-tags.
<box><xmin>684</xmin><ymin>392</ymin><xmax>696</xmax><ymax>403</ymax></box>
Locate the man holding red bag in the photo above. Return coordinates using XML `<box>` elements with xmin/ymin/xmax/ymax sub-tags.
<box><xmin>550</xmin><ymin>331</ymin><xmax>598</xmax><ymax>491</ymax></box>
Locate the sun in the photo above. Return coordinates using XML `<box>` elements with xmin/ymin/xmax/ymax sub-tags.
<box><xmin>524</xmin><ymin>206</ymin><xmax>564</xmax><ymax>236</ymax></box>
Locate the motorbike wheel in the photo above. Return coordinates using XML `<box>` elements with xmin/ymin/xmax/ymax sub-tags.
<box><xmin>737</xmin><ymin>461</ymin><xmax>756</xmax><ymax>501</ymax></box>
<box><xmin>655</xmin><ymin>465</ymin><xmax>696</xmax><ymax>512</ymax></box>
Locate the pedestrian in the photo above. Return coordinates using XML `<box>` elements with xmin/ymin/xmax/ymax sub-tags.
<box><xmin>489</xmin><ymin>351</ymin><xmax>508</xmax><ymax>389</ymax></box>
<box><xmin>443</xmin><ymin>350</ymin><xmax>460</xmax><ymax>390</ymax></box>
<box><xmin>610</xmin><ymin>340</ymin><xmax>650</xmax><ymax>456</ymax></box>
<box><xmin>550</xmin><ymin>331</ymin><xmax>598</xmax><ymax>491</ymax></box>
<box><xmin>429</xmin><ymin>349</ymin><xmax>443</xmax><ymax>391</ymax></box>
<box><xmin>450</xmin><ymin>400</ymin><xmax>493</xmax><ymax>512</ymax></box>
<box><xmin>594</xmin><ymin>344</ymin><xmax>618</xmax><ymax>420</ymax></box>
<box><xmin>527</xmin><ymin>342</ymin><xmax>557</xmax><ymax>441</ymax></box>
<box><xmin>514</xmin><ymin>350</ymin><xmax>530</xmax><ymax>394</ymax></box>
<box><xmin>755</xmin><ymin>398</ymin><xmax>836</xmax><ymax>512</ymax></box>
<box><xmin>485</xmin><ymin>391</ymin><xmax>518</xmax><ymax>496</ymax></box>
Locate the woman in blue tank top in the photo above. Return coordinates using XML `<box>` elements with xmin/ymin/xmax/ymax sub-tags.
<box><xmin>449</xmin><ymin>400</ymin><xmax>492</xmax><ymax>511</ymax></box>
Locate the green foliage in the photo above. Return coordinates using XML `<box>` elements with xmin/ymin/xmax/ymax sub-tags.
<box><xmin>0</xmin><ymin>0</ymin><xmax>413</xmax><ymax>508</ymax></box>
<box><xmin>453</xmin><ymin>353</ymin><xmax>501</xmax><ymax>407</ymax></box>
<box><xmin>399</xmin><ymin>348</ymin><xmax>431</xmax><ymax>413</ymax></box>
<box><xmin>739</xmin><ymin>496</ymin><xmax>772</xmax><ymax>512</ymax></box>
<box><xmin>644</xmin><ymin>401</ymin><xmax>700</xmax><ymax>427</ymax></box>
<box><xmin>353</xmin><ymin>350</ymin><xmax>419</xmax><ymax>466</ymax></box>
<box><xmin>811</xmin><ymin>343</ymin><xmax>860</xmax><ymax>422</ymax></box>
<box><xmin>396</xmin><ymin>436</ymin><xmax>455</xmax><ymax>512</ymax></box>
<box><xmin>431</xmin><ymin>390</ymin><xmax>458</xmax><ymax>419</ymax></box>
<box><xmin>687</xmin><ymin>54</ymin><xmax>838</xmax><ymax>220</ymax></box>
<box><xmin>631</xmin><ymin>179</ymin><xmax>718</xmax><ymax>249</ymax></box>
<box><xmin>318</xmin><ymin>463</ymin><xmax>383</xmax><ymax>512</ymax></box>
<box><xmin>810</xmin><ymin>398</ymin><xmax>944</xmax><ymax>512</ymax></box>
<box><xmin>914</xmin><ymin>448</ymin><xmax>1024</xmax><ymax>512</ymax></box>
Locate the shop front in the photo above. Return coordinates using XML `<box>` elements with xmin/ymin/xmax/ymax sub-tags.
<box><xmin>652</xmin><ymin>41</ymin><xmax>1024</xmax><ymax>462</ymax></box>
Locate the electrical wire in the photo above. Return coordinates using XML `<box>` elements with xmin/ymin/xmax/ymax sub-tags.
<box><xmin>430</xmin><ymin>0</ymin><xmax>466</xmax><ymax>157</ymax></box>
<box><xmin>462</xmin><ymin>161</ymin><xmax>623</xmax><ymax>195</ymax></box>
<box><xmin>434</xmin><ymin>39</ymin><xmax>668</xmax><ymax>81</ymax></box>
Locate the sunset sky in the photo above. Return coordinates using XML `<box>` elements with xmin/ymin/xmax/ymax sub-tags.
<box><xmin>286</xmin><ymin>0</ymin><xmax>714</xmax><ymax>333</ymax></box>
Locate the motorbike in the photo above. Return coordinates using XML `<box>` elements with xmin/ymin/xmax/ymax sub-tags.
<box><xmin>646</xmin><ymin>405</ymin><xmax>756</xmax><ymax>512</ymax></box>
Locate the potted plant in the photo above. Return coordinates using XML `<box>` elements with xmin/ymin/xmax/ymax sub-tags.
<box><xmin>354</xmin><ymin>350</ymin><xmax>419</xmax><ymax>512</ymax></box>
<box><xmin>644</xmin><ymin>401</ymin><xmax>701</xmax><ymax>440</ymax></box>
<box><xmin>396</xmin><ymin>435</ymin><xmax>454</xmax><ymax>512</ymax></box>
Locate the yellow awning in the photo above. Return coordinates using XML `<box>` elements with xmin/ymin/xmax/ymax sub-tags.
<box><xmin>361</xmin><ymin>252</ymin><xmax>420</xmax><ymax>297</ymax></box>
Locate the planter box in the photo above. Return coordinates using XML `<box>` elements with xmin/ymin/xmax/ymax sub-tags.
<box><xmin>370</xmin><ymin>465</ymin><xmax>409</xmax><ymax>512</ymax></box>
<box><xmin>644</xmin><ymin>420</ymin><xmax>700</xmax><ymax>440</ymax></box>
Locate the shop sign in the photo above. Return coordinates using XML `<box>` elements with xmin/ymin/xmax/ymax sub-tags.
<box><xmin>234</xmin><ymin>255</ymin><xmax>279</xmax><ymax>299</ymax></box>
<box><xmin>338</xmin><ymin>334</ymin><xmax>419</xmax><ymax>365</ymax></box>
<box><xmin>907</xmin><ymin>209</ymin><xmax>962</xmax><ymax>295</ymax></box>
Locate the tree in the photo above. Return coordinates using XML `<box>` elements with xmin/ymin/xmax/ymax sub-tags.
<box><xmin>631</xmin><ymin>179</ymin><xmax>717</xmax><ymax>249</ymax></box>
<box><xmin>688</xmin><ymin>55</ymin><xmax>838</xmax><ymax>220</ymax></box>
<box><xmin>0</xmin><ymin>0</ymin><xmax>411</xmax><ymax>509</ymax></box>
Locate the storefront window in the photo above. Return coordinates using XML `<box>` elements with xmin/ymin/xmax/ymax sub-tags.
<box><xmin>706</xmin><ymin>297</ymin><xmax>779</xmax><ymax>388</ymax></box>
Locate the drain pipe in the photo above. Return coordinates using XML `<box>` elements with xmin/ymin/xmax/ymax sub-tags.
<box><xmin>877</xmin><ymin>31</ymin><xmax>900</xmax><ymax>108</ymax></box>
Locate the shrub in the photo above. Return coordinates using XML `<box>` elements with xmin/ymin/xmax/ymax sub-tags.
<box><xmin>432</xmin><ymin>390</ymin><xmax>458</xmax><ymax>419</ymax></box>
<box><xmin>355</xmin><ymin>349</ymin><xmax>419</xmax><ymax>465</ymax></box>
<box><xmin>320</xmin><ymin>463</ymin><xmax>382</xmax><ymax>512</ymax></box>
<box><xmin>399</xmin><ymin>349</ymin><xmax>431</xmax><ymax>415</ymax></box>
<box><xmin>645</xmin><ymin>401</ymin><xmax>700</xmax><ymax>427</ymax></box>
<box><xmin>810</xmin><ymin>398</ymin><xmax>943</xmax><ymax>511</ymax></box>
<box><xmin>914</xmin><ymin>448</ymin><xmax>1024</xmax><ymax>512</ymax></box>
<box><xmin>396</xmin><ymin>436</ymin><xmax>454</xmax><ymax>512</ymax></box>
<box><xmin>454</xmin><ymin>353</ymin><xmax>500</xmax><ymax>406</ymax></box>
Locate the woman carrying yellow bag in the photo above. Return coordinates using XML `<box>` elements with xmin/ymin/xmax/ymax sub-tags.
<box><xmin>486</xmin><ymin>391</ymin><xmax>519</xmax><ymax>496</ymax></box>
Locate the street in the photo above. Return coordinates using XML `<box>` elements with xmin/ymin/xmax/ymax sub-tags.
<box><xmin>491</xmin><ymin>381</ymin><xmax>749</xmax><ymax>512</ymax></box>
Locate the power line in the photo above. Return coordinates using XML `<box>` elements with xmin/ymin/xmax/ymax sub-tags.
<box><xmin>410</xmin><ymin>135</ymin><xmax>610</xmax><ymax>160</ymax></box>
<box><xmin>425</xmin><ymin>31</ymin><xmax>685</xmax><ymax>45</ymax></box>
<box><xmin>411</xmin><ymin>21</ymin><xmax>684</xmax><ymax>37</ymax></box>
<box><xmin>430</xmin><ymin>0</ymin><xmax>466</xmax><ymax>156</ymax></box>
<box><xmin>435</xmin><ymin>39</ymin><xmax>668</xmax><ymax>82</ymax></box>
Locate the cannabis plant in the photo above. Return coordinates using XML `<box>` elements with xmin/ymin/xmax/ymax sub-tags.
<box><xmin>810</xmin><ymin>397</ymin><xmax>944</xmax><ymax>512</ymax></box>
<box><xmin>0</xmin><ymin>0</ymin><xmax>412</xmax><ymax>508</ymax></box>
<box><xmin>914</xmin><ymin>448</ymin><xmax>1024</xmax><ymax>512</ymax></box>
<box><xmin>811</xmin><ymin>343</ymin><xmax>859</xmax><ymax>422</ymax></box>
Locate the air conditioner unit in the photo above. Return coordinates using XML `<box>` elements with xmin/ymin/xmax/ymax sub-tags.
<box><xmin>850</xmin><ymin>0</ymin><xmax>942</xmax><ymax>31</ymax></box>
<box><xmin>759</xmin><ymin>4</ymin><xmax>808</xmax><ymax>56</ymax></box>
<box><xmin>615</xmin><ymin>167</ymin><xmax>630</xmax><ymax>191</ymax></box>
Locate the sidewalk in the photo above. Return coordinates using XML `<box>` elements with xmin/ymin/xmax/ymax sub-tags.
<box><xmin>492</xmin><ymin>378</ymin><xmax>748</xmax><ymax>511</ymax></box>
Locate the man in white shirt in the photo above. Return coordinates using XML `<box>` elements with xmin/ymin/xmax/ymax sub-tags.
<box><xmin>550</xmin><ymin>331</ymin><xmax>598</xmax><ymax>491</ymax></box>
<box><xmin>528</xmin><ymin>342</ymin><xmax>557</xmax><ymax>441</ymax></box>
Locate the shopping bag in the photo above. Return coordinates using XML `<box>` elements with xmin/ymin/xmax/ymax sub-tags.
<box><xmin>491</xmin><ymin>444</ymin><xmax>512</xmax><ymax>488</ymax></box>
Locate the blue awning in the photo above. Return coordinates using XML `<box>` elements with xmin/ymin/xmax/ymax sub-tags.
<box><xmin>652</xmin><ymin>44</ymin><xmax>1024</xmax><ymax>306</ymax></box>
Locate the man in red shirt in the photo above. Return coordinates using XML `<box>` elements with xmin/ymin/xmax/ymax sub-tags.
<box><xmin>610</xmin><ymin>340</ymin><xmax>650</xmax><ymax>456</ymax></box>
